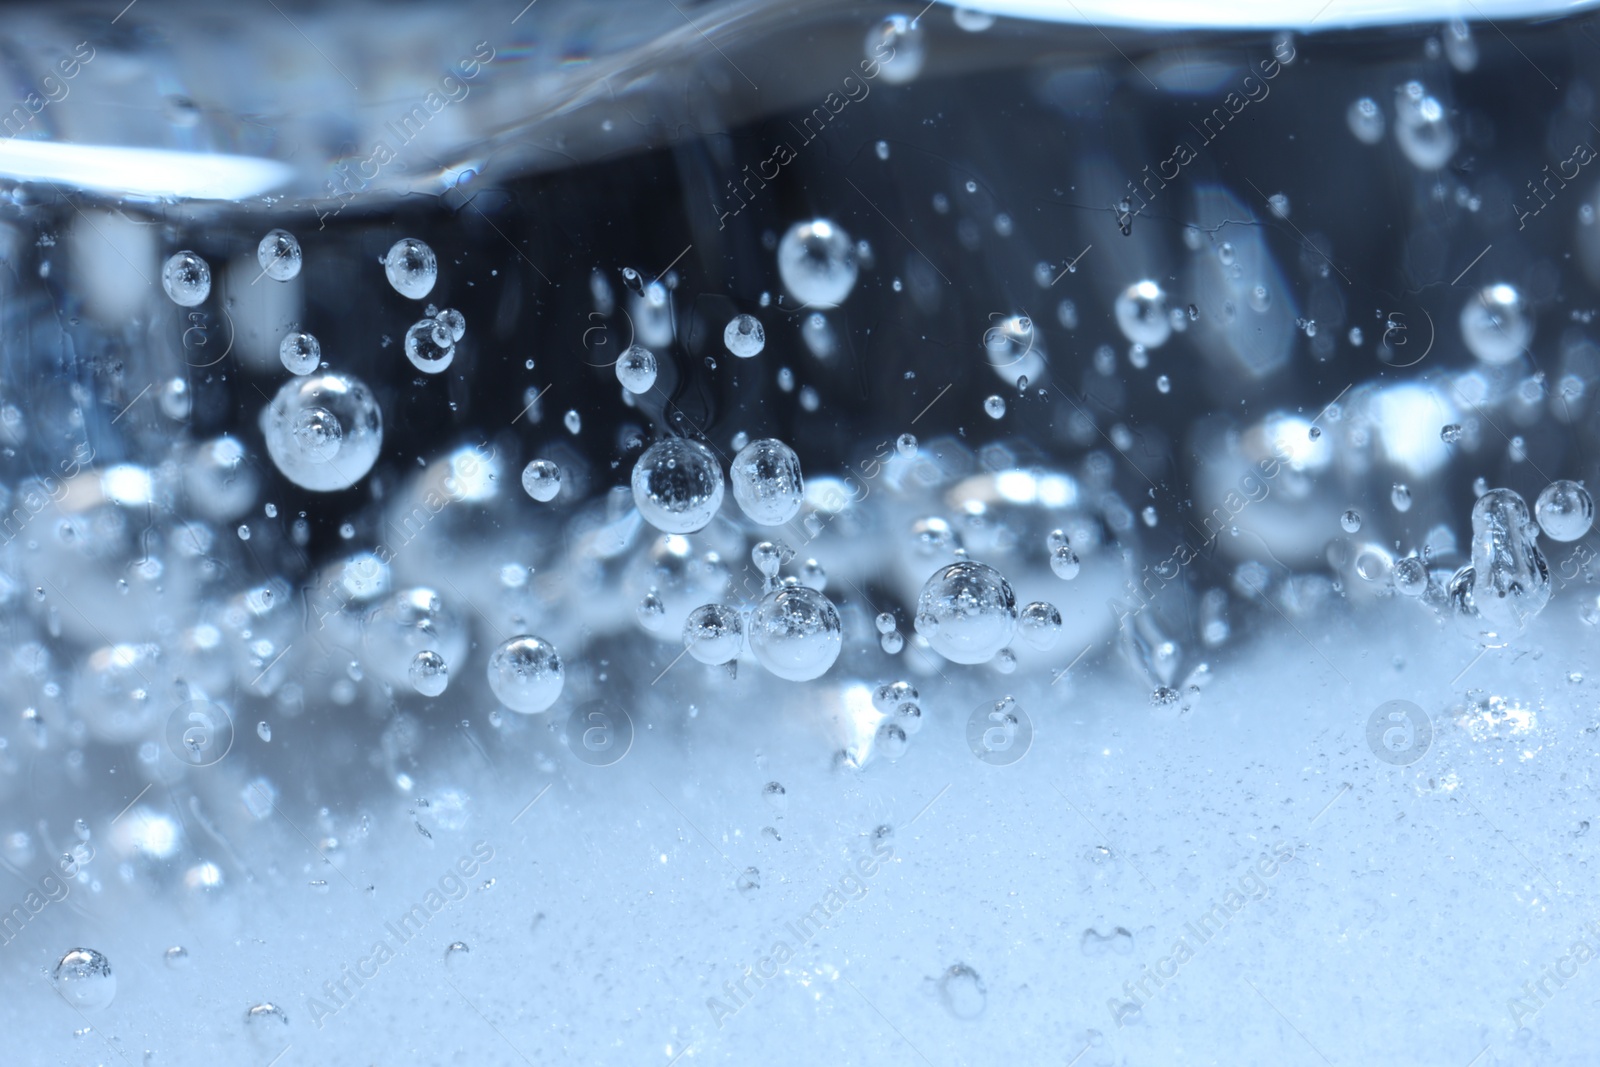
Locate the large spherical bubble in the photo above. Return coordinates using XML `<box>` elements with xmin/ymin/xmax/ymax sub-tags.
<box><xmin>361</xmin><ymin>588</ymin><xmax>469</xmax><ymax>690</ymax></box>
<box><xmin>256</xmin><ymin>229</ymin><xmax>303</xmax><ymax>281</ymax></box>
<box><xmin>914</xmin><ymin>560</ymin><xmax>1018</xmax><ymax>664</ymax></box>
<box><xmin>1114</xmin><ymin>280</ymin><xmax>1172</xmax><ymax>348</ymax></box>
<box><xmin>616</xmin><ymin>344</ymin><xmax>658</xmax><ymax>394</ymax></box>
<box><xmin>278</xmin><ymin>331</ymin><xmax>321</xmax><ymax>375</ymax></box>
<box><xmin>684</xmin><ymin>603</ymin><xmax>744</xmax><ymax>665</ymax></box>
<box><xmin>777</xmin><ymin>220</ymin><xmax>859</xmax><ymax>308</ymax></box>
<box><xmin>1535</xmin><ymin>479</ymin><xmax>1594</xmax><ymax>542</ymax></box>
<box><xmin>1460</xmin><ymin>283</ymin><xmax>1531</xmax><ymax>365</ymax></box>
<box><xmin>260</xmin><ymin>372</ymin><xmax>382</xmax><ymax>491</ymax></box>
<box><xmin>162</xmin><ymin>251</ymin><xmax>210</xmax><ymax>307</ymax></box>
<box><xmin>749</xmin><ymin>585</ymin><xmax>843</xmax><ymax>681</ymax></box>
<box><xmin>53</xmin><ymin>948</ymin><xmax>115</xmax><ymax>1010</ymax></box>
<box><xmin>487</xmin><ymin>634</ymin><xmax>564</xmax><ymax>713</ymax></box>
<box><xmin>404</xmin><ymin>317</ymin><xmax>455</xmax><ymax>374</ymax></box>
<box><xmin>384</xmin><ymin>238</ymin><xmax>437</xmax><ymax>299</ymax></box>
<box><xmin>730</xmin><ymin>438</ymin><xmax>804</xmax><ymax>526</ymax></box>
<box><xmin>631</xmin><ymin>438</ymin><xmax>725</xmax><ymax>534</ymax></box>
<box><xmin>724</xmin><ymin>314</ymin><xmax>766</xmax><ymax>358</ymax></box>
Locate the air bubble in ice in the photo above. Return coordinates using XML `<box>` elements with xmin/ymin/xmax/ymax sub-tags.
<box><xmin>1394</xmin><ymin>556</ymin><xmax>1429</xmax><ymax>597</ymax></box>
<box><xmin>940</xmin><ymin>963</ymin><xmax>986</xmax><ymax>1019</ymax></box>
<box><xmin>731</xmin><ymin>438</ymin><xmax>804</xmax><ymax>526</ymax></box>
<box><xmin>875</xmin><ymin>612</ymin><xmax>897</xmax><ymax>635</ymax></box>
<box><xmin>777</xmin><ymin>219</ymin><xmax>858</xmax><ymax>308</ymax></box>
<box><xmin>632</xmin><ymin>438</ymin><xmax>725</xmax><ymax>534</ymax></box>
<box><xmin>1391</xmin><ymin>484</ymin><xmax>1412</xmax><ymax>512</ymax></box>
<box><xmin>1346</xmin><ymin>97</ymin><xmax>1385</xmax><ymax>144</ymax></box>
<box><xmin>487</xmin><ymin>635</ymin><xmax>564</xmax><ymax>714</ymax></box>
<box><xmin>521</xmin><ymin>459</ymin><xmax>562</xmax><ymax>502</ymax></box>
<box><xmin>1441</xmin><ymin>423</ymin><xmax>1463</xmax><ymax>444</ymax></box>
<box><xmin>257</xmin><ymin>720</ymin><xmax>271</xmax><ymax>741</ymax></box>
<box><xmin>1051</xmin><ymin>545</ymin><xmax>1080</xmax><ymax>579</ymax></box>
<box><xmin>1461</xmin><ymin>284</ymin><xmax>1531</xmax><ymax>364</ymax></box>
<box><xmin>881</xmin><ymin>631</ymin><xmax>904</xmax><ymax>653</ymax></box>
<box><xmin>409</xmin><ymin>650</ymin><xmax>449</xmax><ymax>696</ymax></box>
<box><xmin>257</xmin><ymin>229</ymin><xmax>302</xmax><ymax>282</ymax></box>
<box><xmin>162</xmin><ymin>251</ymin><xmax>210</xmax><ymax>307</ymax></box>
<box><xmin>914</xmin><ymin>560</ymin><xmax>1017</xmax><ymax>665</ymax></box>
<box><xmin>684</xmin><ymin>603</ymin><xmax>744</xmax><ymax>666</ymax></box>
<box><xmin>53</xmin><ymin>948</ymin><xmax>115</xmax><ymax>1009</ymax></box>
<box><xmin>435</xmin><ymin>308</ymin><xmax>466</xmax><ymax>342</ymax></box>
<box><xmin>163</xmin><ymin>946</ymin><xmax>189</xmax><ymax>969</ymax></box>
<box><xmin>1394</xmin><ymin>81</ymin><xmax>1456</xmax><ymax>170</ymax></box>
<box><xmin>1469</xmin><ymin>488</ymin><xmax>1550</xmax><ymax>630</ymax></box>
<box><xmin>615</xmin><ymin>344</ymin><xmax>658</xmax><ymax>394</ymax></box>
<box><xmin>1018</xmin><ymin>601</ymin><xmax>1062</xmax><ymax>651</ymax></box>
<box><xmin>564</xmin><ymin>410</ymin><xmax>582</xmax><ymax>434</ymax></box>
<box><xmin>404</xmin><ymin>317</ymin><xmax>455</xmax><ymax>374</ymax></box>
<box><xmin>866</xmin><ymin>14</ymin><xmax>926</xmax><ymax>85</ymax></box>
<box><xmin>984</xmin><ymin>395</ymin><xmax>1006</xmax><ymax>419</ymax></box>
<box><xmin>1341</xmin><ymin>509</ymin><xmax>1362</xmax><ymax>533</ymax></box>
<box><xmin>748</xmin><ymin>585</ymin><xmax>843</xmax><ymax>681</ymax></box>
<box><xmin>261</xmin><ymin>373</ymin><xmax>382</xmax><ymax>491</ymax></box>
<box><xmin>384</xmin><ymin>238</ymin><xmax>437</xmax><ymax>299</ymax></box>
<box><xmin>1534</xmin><ymin>479</ymin><xmax>1594</xmax><ymax>542</ymax></box>
<box><xmin>875</xmin><ymin>721</ymin><xmax>909</xmax><ymax>759</ymax></box>
<box><xmin>1115</xmin><ymin>280</ymin><xmax>1171</xmax><ymax>348</ymax></box>
<box><xmin>724</xmin><ymin>314</ymin><xmax>766</xmax><ymax>358</ymax></box>
<box><xmin>897</xmin><ymin>433</ymin><xmax>917</xmax><ymax>457</ymax></box>
<box><xmin>279</xmin><ymin>331</ymin><xmax>321</xmax><ymax>375</ymax></box>
<box><xmin>637</xmin><ymin>592</ymin><xmax>666</xmax><ymax>631</ymax></box>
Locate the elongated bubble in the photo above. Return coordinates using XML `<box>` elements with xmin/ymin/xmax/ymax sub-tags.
<box><xmin>1469</xmin><ymin>488</ymin><xmax>1550</xmax><ymax>631</ymax></box>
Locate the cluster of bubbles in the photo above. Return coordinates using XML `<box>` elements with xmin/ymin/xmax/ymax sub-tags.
<box><xmin>405</xmin><ymin>304</ymin><xmax>465</xmax><ymax>375</ymax></box>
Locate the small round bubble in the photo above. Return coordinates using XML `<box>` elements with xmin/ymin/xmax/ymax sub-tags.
<box><xmin>409</xmin><ymin>650</ymin><xmax>449</xmax><ymax>696</ymax></box>
<box><xmin>777</xmin><ymin>219</ymin><xmax>859</xmax><ymax>308</ymax></box>
<box><xmin>487</xmin><ymin>635</ymin><xmax>564</xmax><ymax>713</ymax></box>
<box><xmin>1050</xmin><ymin>545</ymin><xmax>1080</xmax><ymax>579</ymax></box>
<box><xmin>984</xmin><ymin>395</ymin><xmax>1006</xmax><ymax>419</ymax></box>
<box><xmin>914</xmin><ymin>560</ymin><xmax>1018</xmax><ymax>665</ymax></box>
<box><xmin>1341</xmin><ymin>509</ymin><xmax>1362</xmax><ymax>533</ymax></box>
<box><xmin>616</xmin><ymin>344</ymin><xmax>658</xmax><ymax>394</ymax></box>
<box><xmin>1393</xmin><ymin>557</ymin><xmax>1429</xmax><ymax>597</ymax></box>
<box><xmin>53</xmin><ymin>948</ymin><xmax>115</xmax><ymax>1010</ymax></box>
<box><xmin>260</xmin><ymin>373</ymin><xmax>382</xmax><ymax>491</ymax></box>
<box><xmin>1461</xmin><ymin>284</ymin><xmax>1531</xmax><ymax>365</ymax></box>
<box><xmin>684</xmin><ymin>603</ymin><xmax>744</xmax><ymax>665</ymax></box>
<box><xmin>404</xmin><ymin>317</ymin><xmax>455</xmax><ymax>374</ymax></box>
<box><xmin>256</xmin><ymin>229</ymin><xmax>302</xmax><ymax>281</ymax></box>
<box><xmin>1535</xmin><ymin>479</ymin><xmax>1594</xmax><ymax>542</ymax></box>
<box><xmin>162</xmin><ymin>251</ymin><xmax>210</xmax><ymax>307</ymax></box>
<box><xmin>1114</xmin><ymin>280</ymin><xmax>1172</xmax><ymax>348</ymax></box>
<box><xmin>632</xmin><ymin>438</ymin><xmax>725</xmax><ymax>534</ymax></box>
<box><xmin>1017</xmin><ymin>601</ymin><xmax>1062</xmax><ymax>651</ymax></box>
<box><xmin>748</xmin><ymin>585</ymin><xmax>843</xmax><ymax>681</ymax></box>
<box><xmin>731</xmin><ymin>438</ymin><xmax>804</xmax><ymax>526</ymax></box>
<box><xmin>896</xmin><ymin>433</ymin><xmax>917</xmax><ymax>457</ymax></box>
<box><xmin>278</xmin><ymin>331</ymin><xmax>321</xmax><ymax>375</ymax></box>
<box><xmin>521</xmin><ymin>460</ymin><xmax>562</xmax><ymax>503</ymax></box>
<box><xmin>385</xmin><ymin>238</ymin><xmax>438</xmax><ymax>299</ymax></box>
<box><xmin>724</xmin><ymin>314</ymin><xmax>767</xmax><ymax>358</ymax></box>
<box><xmin>435</xmin><ymin>308</ymin><xmax>466</xmax><ymax>342</ymax></box>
